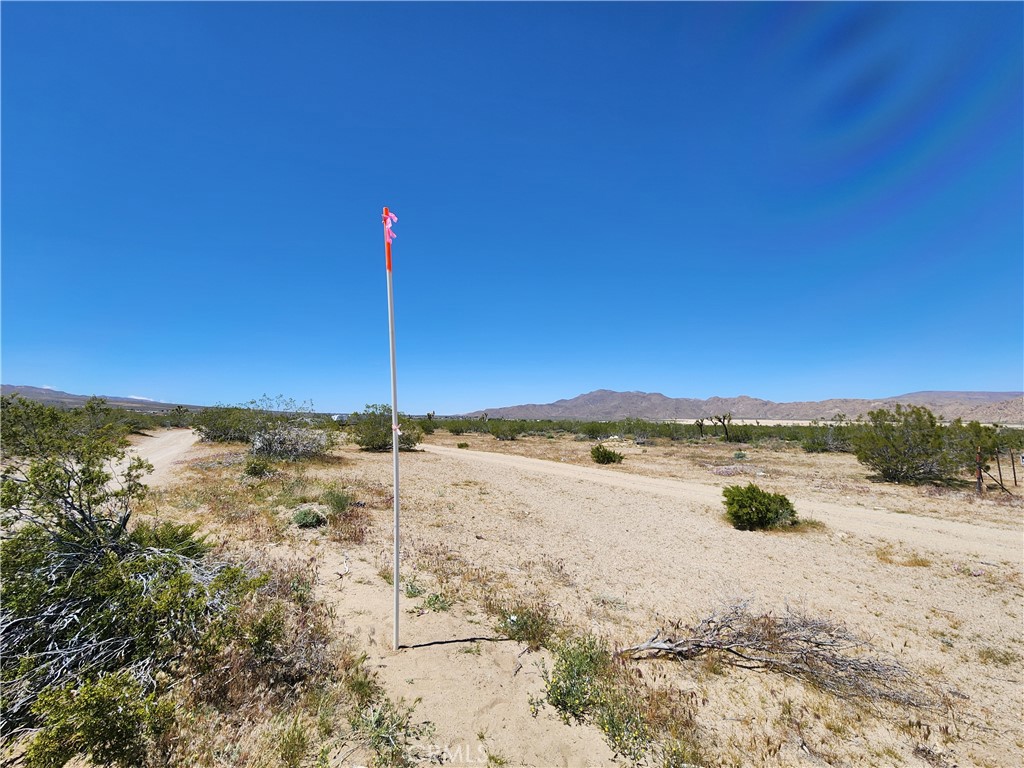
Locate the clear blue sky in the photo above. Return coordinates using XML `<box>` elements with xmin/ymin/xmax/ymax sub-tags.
<box><xmin>2</xmin><ymin>2</ymin><xmax>1021</xmax><ymax>414</ymax></box>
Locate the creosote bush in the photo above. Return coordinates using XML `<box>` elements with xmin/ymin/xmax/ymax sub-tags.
<box><xmin>852</xmin><ymin>404</ymin><xmax>996</xmax><ymax>484</ymax></box>
<box><xmin>722</xmin><ymin>483</ymin><xmax>797</xmax><ymax>530</ymax></box>
<box><xmin>591</xmin><ymin>444</ymin><xmax>624</xmax><ymax>465</ymax></box>
<box><xmin>348</xmin><ymin>404</ymin><xmax>422</xmax><ymax>452</ymax></box>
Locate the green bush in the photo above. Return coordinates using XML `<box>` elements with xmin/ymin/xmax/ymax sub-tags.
<box><xmin>321</xmin><ymin>488</ymin><xmax>351</xmax><ymax>515</ymax></box>
<box><xmin>25</xmin><ymin>672</ymin><xmax>174</xmax><ymax>768</ymax></box>
<box><xmin>348</xmin><ymin>404</ymin><xmax>422</xmax><ymax>451</ymax></box>
<box><xmin>541</xmin><ymin>635</ymin><xmax>652</xmax><ymax>760</ymax></box>
<box><xmin>192</xmin><ymin>405</ymin><xmax>264</xmax><ymax>443</ymax></box>
<box><xmin>722</xmin><ymin>483</ymin><xmax>797</xmax><ymax>530</ymax></box>
<box><xmin>488</xmin><ymin>599</ymin><xmax>557</xmax><ymax>651</ymax></box>
<box><xmin>591</xmin><ymin>444</ymin><xmax>624</xmax><ymax>464</ymax></box>
<box><xmin>852</xmin><ymin>405</ymin><xmax>995</xmax><ymax>483</ymax></box>
<box><xmin>801</xmin><ymin>416</ymin><xmax>853</xmax><ymax>453</ymax></box>
<box><xmin>1</xmin><ymin>399</ymin><xmax>347</xmax><ymax>767</ymax></box>
<box><xmin>192</xmin><ymin>395</ymin><xmax>320</xmax><ymax>446</ymax></box>
<box><xmin>488</xmin><ymin>420</ymin><xmax>523</xmax><ymax>441</ymax></box>
<box><xmin>292</xmin><ymin>507</ymin><xmax>327</xmax><ymax>528</ymax></box>
<box><xmin>244</xmin><ymin>456</ymin><xmax>274</xmax><ymax>478</ymax></box>
<box><xmin>544</xmin><ymin>636</ymin><xmax>610</xmax><ymax>725</ymax></box>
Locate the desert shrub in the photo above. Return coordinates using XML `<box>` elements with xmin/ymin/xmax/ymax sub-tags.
<box><xmin>541</xmin><ymin>635</ymin><xmax>662</xmax><ymax>761</ymax></box>
<box><xmin>488</xmin><ymin>420</ymin><xmax>523</xmax><ymax>441</ymax></box>
<box><xmin>0</xmin><ymin>518</ymin><xmax>261</xmax><ymax>754</ymax></box>
<box><xmin>724</xmin><ymin>424</ymin><xmax>753</xmax><ymax>443</ymax></box>
<box><xmin>579</xmin><ymin>422</ymin><xmax>612</xmax><ymax>440</ymax></box>
<box><xmin>591</xmin><ymin>444</ymin><xmax>624</xmax><ymax>464</ymax></box>
<box><xmin>456</xmin><ymin>442</ymin><xmax>469</xmax><ymax>449</ymax></box>
<box><xmin>852</xmin><ymin>405</ymin><xmax>994</xmax><ymax>483</ymax></box>
<box><xmin>321</xmin><ymin>488</ymin><xmax>351</xmax><ymax>515</ymax></box>
<box><xmin>486</xmin><ymin>599</ymin><xmax>557</xmax><ymax>651</ymax></box>
<box><xmin>244</xmin><ymin>455</ymin><xmax>275</xmax><ymax>478</ymax></box>
<box><xmin>722</xmin><ymin>483</ymin><xmax>797</xmax><ymax>530</ymax></box>
<box><xmin>348</xmin><ymin>404</ymin><xmax>422</xmax><ymax>451</ymax></box>
<box><xmin>251</xmin><ymin>423</ymin><xmax>334</xmax><ymax>461</ymax></box>
<box><xmin>24</xmin><ymin>671</ymin><xmax>174</xmax><ymax>768</ymax></box>
<box><xmin>545</xmin><ymin>636</ymin><xmax>611</xmax><ymax>724</ymax></box>
<box><xmin>192</xmin><ymin>405</ymin><xmax>264</xmax><ymax>443</ymax></box>
<box><xmin>192</xmin><ymin>395</ymin><xmax>321</xmax><ymax>446</ymax></box>
<box><xmin>1</xmin><ymin>396</ymin><xmax>151</xmax><ymax>548</ymax></box>
<box><xmin>801</xmin><ymin>416</ymin><xmax>853</xmax><ymax>453</ymax></box>
<box><xmin>292</xmin><ymin>506</ymin><xmax>327</xmax><ymax>528</ymax></box>
<box><xmin>158</xmin><ymin>405</ymin><xmax>194</xmax><ymax>428</ymax></box>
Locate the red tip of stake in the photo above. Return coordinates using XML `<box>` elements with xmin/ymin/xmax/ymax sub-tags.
<box><xmin>383</xmin><ymin>206</ymin><xmax>392</xmax><ymax>272</ymax></box>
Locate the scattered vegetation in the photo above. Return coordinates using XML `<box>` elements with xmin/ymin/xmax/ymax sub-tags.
<box><xmin>802</xmin><ymin>414</ymin><xmax>853</xmax><ymax>453</ymax></box>
<box><xmin>0</xmin><ymin>395</ymin><xmax>433</xmax><ymax>767</ymax></box>
<box><xmin>722</xmin><ymin>483</ymin><xmax>798</xmax><ymax>530</ymax></box>
<box><xmin>192</xmin><ymin>395</ymin><xmax>335</xmax><ymax>460</ymax></box>
<box><xmin>423</xmin><ymin>592</ymin><xmax>454</xmax><ymax>613</ymax></box>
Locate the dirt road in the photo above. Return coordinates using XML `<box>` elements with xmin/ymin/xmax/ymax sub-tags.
<box><xmin>421</xmin><ymin>443</ymin><xmax>1021</xmax><ymax>563</ymax></box>
<box><xmin>127</xmin><ymin>429</ymin><xmax>201</xmax><ymax>487</ymax></box>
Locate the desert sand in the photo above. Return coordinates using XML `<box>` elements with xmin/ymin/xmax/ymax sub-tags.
<box><xmin>129</xmin><ymin>429</ymin><xmax>1024</xmax><ymax>767</ymax></box>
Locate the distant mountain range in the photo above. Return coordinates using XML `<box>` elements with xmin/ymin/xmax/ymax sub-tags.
<box><xmin>0</xmin><ymin>386</ymin><xmax>198</xmax><ymax>413</ymax></box>
<box><xmin>464</xmin><ymin>389</ymin><xmax>1024</xmax><ymax>424</ymax></box>
<box><xmin>4</xmin><ymin>385</ymin><xmax>1022</xmax><ymax>424</ymax></box>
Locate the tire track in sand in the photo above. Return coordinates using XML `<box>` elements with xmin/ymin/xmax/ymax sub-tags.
<box><xmin>421</xmin><ymin>444</ymin><xmax>1022</xmax><ymax>563</ymax></box>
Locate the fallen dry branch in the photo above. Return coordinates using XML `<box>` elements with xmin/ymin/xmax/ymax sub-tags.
<box><xmin>618</xmin><ymin>600</ymin><xmax>934</xmax><ymax>708</ymax></box>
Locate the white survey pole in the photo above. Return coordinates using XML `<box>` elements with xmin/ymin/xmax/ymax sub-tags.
<box><xmin>382</xmin><ymin>207</ymin><xmax>400</xmax><ymax>650</ymax></box>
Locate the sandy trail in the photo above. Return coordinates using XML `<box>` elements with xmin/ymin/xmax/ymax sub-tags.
<box><xmin>127</xmin><ymin>429</ymin><xmax>201</xmax><ymax>487</ymax></box>
<box><xmin>422</xmin><ymin>443</ymin><xmax>1022</xmax><ymax>563</ymax></box>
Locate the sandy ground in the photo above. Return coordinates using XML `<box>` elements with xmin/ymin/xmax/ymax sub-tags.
<box><xmin>128</xmin><ymin>428</ymin><xmax>205</xmax><ymax>487</ymax></box>
<box><xmin>138</xmin><ymin>429</ymin><xmax>1024</xmax><ymax>767</ymax></box>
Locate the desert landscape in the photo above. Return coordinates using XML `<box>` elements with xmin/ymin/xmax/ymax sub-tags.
<box><xmin>128</xmin><ymin>424</ymin><xmax>1023</xmax><ymax>767</ymax></box>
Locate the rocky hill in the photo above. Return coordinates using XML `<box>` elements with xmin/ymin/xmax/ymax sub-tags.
<box><xmin>0</xmin><ymin>386</ymin><xmax>198</xmax><ymax>413</ymax></box>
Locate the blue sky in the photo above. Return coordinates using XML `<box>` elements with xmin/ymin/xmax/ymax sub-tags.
<box><xmin>2</xmin><ymin>2</ymin><xmax>1021</xmax><ymax>414</ymax></box>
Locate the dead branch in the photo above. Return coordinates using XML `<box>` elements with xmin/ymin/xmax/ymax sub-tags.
<box><xmin>618</xmin><ymin>600</ymin><xmax>934</xmax><ymax>708</ymax></box>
